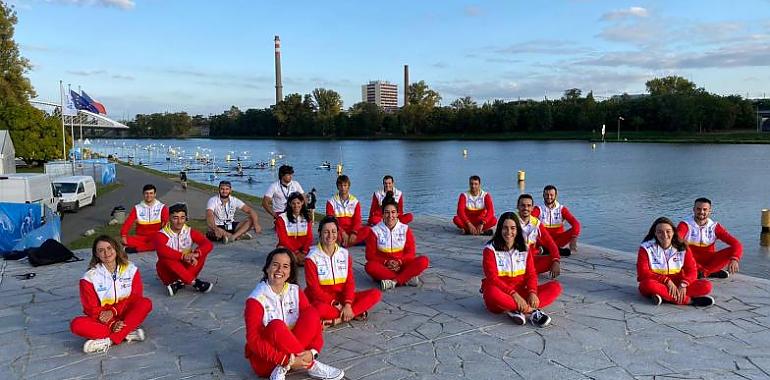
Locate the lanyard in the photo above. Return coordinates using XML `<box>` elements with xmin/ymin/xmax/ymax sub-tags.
<box><xmin>220</xmin><ymin>198</ymin><xmax>232</xmax><ymax>221</ymax></box>
<box><xmin>280</xmin><ymin>182</ymin><xmax>292</xmax><ymax>200</ymax></box>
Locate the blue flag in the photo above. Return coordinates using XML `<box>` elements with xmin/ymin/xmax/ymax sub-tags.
<box><xmin>70</xmin><ymin>90</ymin><xmax>99</xmax><ymax>113</ymax></box>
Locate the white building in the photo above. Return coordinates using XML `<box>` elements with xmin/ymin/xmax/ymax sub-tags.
<box><xmin>361</xmin><ymin>81</ymin><xmax>398</xmax><ymax>111</ymax></box>
<box><xmin>0</xmin><ymin>130</ymin><xmax>16</xmax><ymax>174</ymax></box>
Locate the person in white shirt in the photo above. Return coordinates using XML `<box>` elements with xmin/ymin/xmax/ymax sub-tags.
<box><xmin>262</xmin><ymin>165</ymin><xmax>305</xmax><ymax>220</ymax></box>
<box><xmin>206</xmin><ymin>181</ymin><xmax>261</xmax><ymax>243</ymax></box>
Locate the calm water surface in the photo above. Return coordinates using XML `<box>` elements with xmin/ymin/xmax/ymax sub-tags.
<box><xmin>91</xmin><ymin>139</ymin><xmax>770</xmax><ymax>279</ymax></box>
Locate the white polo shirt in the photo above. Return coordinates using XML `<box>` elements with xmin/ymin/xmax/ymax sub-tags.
<box><xmin>264</xmin><ymin>180</ymin><xmax>304</xmax><ymax>213</ymax></box>
<box><xmin>206</xmin><ymin>195</ymin><xmax>246</xmax><ymax>225</ymax></box>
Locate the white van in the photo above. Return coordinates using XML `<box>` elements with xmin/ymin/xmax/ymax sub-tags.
<box><xmin>0</xmin><ymin>173</ymin><xmax>58</xmax><ymax>220</ymax></box>
<box><xmin>53</xmin><ymin>176</ymin><xmax>97</xmax><ymax>212</ymax></box>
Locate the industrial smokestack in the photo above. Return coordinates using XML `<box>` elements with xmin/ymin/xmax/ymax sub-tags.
<box><xmin>403</xmin><ymin>64</ymin><xmax>409</xmax><ymax>107</ymax></box>
<box><xmin>274</xmin><ymin>35</ymin><xmax>283</xmax><ymax>105</ymax></box>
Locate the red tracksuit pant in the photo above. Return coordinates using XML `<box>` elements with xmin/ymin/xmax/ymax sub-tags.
<box><xmin>693</xmin><ymin>246</ymin><xmax>740</xmax><ymax>277</ymax></box>
<box><xmin>70</xmin><ymin>297</ymin><xmax>153</xmax><ymax>345</ymax></box>
<box><xmin>546</xmin><ymin>228</ymin><xmax>574</xmax><ymax>248</ymax></box>
<box><xmin>337</xmin><ymin>226</ymin><xmax>370</xmax><ymax>247</ymax></box>
<box><xmin>365</xmin><ymin>256</ymin><xmax>430</xmax><ymax>285</ymax></box>
<box><xmin>156</xmin><ymin>249</ymin><xmax>210</xmax><ymax>285</ymax></box>
<box><xmin>534</xmin><ymin>254</ymin><xmax>557</xmax><ymax>274</ymax></box>
<box><xmin>125</xmin><ymin>235</ymin><xmax>156</xmax><ymax>252</ymax></box>
<box><xmin>638</xmin><ymin>278</ymin><xmax>712</xmax><ymax>305</ymax></box>
<box><xmin>247</xmin><ymin>315</ymin><xmax>324</xmax><ymax>377</ymax></box>
<box><xmin>482</xmin><ymin>281</ymin><xmax>562</xmax><ymax>314</ymax></box>
<box><xmin>312</xmin><ymin>289</ymin><xmax>382</xmax><ymax>320</ymax></box>
<box><xmin>452</xmin><ymin>215</ymin><xmax>497</xmax><ymax>233</ymax></box>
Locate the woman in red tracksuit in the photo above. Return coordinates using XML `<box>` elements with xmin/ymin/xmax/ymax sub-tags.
<box><xmin>481</xmin><ymin>212</ymin><xmax>561</xmax><ymax>327</ymax></box>
<box><xmin>637</xmin><ymin>217</ymin><xmax>715</xmax><ymax>307</ymax></box>
<box><xmin>70</xmin><ymin>235</ymin><xmax>153</xmax><ymax>353</ymax></box>
<box><xmin>305</xmin><ymin>216</ymin><xmax>381</xmax><ymax>327</ymax></box>
<box><xmin>244</xmin><ymin>248</ymin><xmax>344</xmax><ymax>380</ymax></box>
<box><xmin>275</xmin><ymin>192</ymin><xmax>313</xmax><ymax>264</ymax></box>
<box><xmin>365</xmin><ymin>193</ymin><xmax>430</xmax><ymax>291</ymax></box>
<box><xmin>453</xmin><ymin>175</ymin><xmax>497</xmax><ymax>235</ymax></box>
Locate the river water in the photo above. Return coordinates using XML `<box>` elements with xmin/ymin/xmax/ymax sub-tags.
<box><xmin>90</xmin><ymin>138</ymin><xmax>770</xmax><ymax>279</ymax></box>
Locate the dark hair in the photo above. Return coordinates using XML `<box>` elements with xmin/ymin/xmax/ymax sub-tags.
<box><xmin>218</xmin><ymin>180</ymin><xmax>232</xmax><ymax>188</ymax></box>
<box><xmin>142</xmin><ymin>184</ymin><xmax>156</xmax><ymax>193</ymax></box>
<box><xmin>278</xmin><ymin>165</ymin><xmax>294</xmax><ymax>178</ymax></box>
<box><xmin>517</xmin><ymin>193</ymin><xmax>534</xmax><ymax>205</ymax></box>
<box><xmin>169</xmin><ymin>203</ymin><xmax>187</xmax><ymax>216</ymax></box>
<box><xmin>382</xmin><ymin>175</ymin><xmax>394</xmax><ymax>183</ymax></box>
<box><xmin>317</xmin><ymin>215</ymin><xmax>338</xmax><ymax>235</ymax></box>
<box><xmin>694</xmin><ymin>197</ymin><xmax>711</xmax><ymax>206</ymax></box>
<box><xmin>643</xmin><ymin>217</ymin><xmax>686</xmax><ymax>251</ymax></box>
<box><xmin>284</xmin><ymin>192</ymin><xmax>310</xmax><ymax>223</ymax></box>
<box><xmin>90</xmin><ymin>235</ymin><xmax>129</xmax><ymax>270</ymax></box>
<box><xmin>336</xmin><ymin>175</ymin><xmax>350</xmax><ymax>186</ymax></box>
<box><xmin>489</xmin><ymin>212</ymin><xmax>527</xmax><ymax>252</ymax></box>
<box><xmin>543</xmin><ymin>185</ymin><xmax>558</xmax><ymax>194</ymax></box>
<box><xmin>380</xmin><ymin>191</ymin><xmax>398</xmax><ymax>213</ymax></box>
<box><xmin>469</xmin><ymin>175</ymin><xmax>481</xmax><ymax>183</ymax></box>
<box><xmin>260</xmin><ymin>248</ymin><xmax>298</xmax><ymax>284</ymax></box>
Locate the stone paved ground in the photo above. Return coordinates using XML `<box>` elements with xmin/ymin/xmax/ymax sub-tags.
<box><xmin>3</xmin><ymin>177</ymin><xmax>770</xmax><ymax>379</ymax></box>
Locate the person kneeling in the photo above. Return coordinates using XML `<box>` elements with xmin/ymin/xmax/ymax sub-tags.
<box><xmin>155</xmin><ymin>204</ymin><xmax>215</xmax><ymax>296</ymax></box>
<box><xmin>365</xmin><ymin>193</ymin><xmax>429</xmax><ymax>291</ymax></box>
<box><xmin>244</xmin><ymin>248</ymin><xmax>344</xmax><ymax>380</ymax></box>
<box><xmin>481</xmin><ymin>212</ymin><xmax>561</xmax><ymax>327</ymax></box>
<box><xmin>637</xmin><ymin>217</ymin><xmax>714</xmax><ymax>307</ymax></box>
<box><xmin>305</xmin><ymin>216</ymin><xmax>381</xmax><ymax>328</ymax></box>
<box><xmin>70</xmin><ymin>235</ymin><xmax>153</xmax><ymax>353</ymax></box>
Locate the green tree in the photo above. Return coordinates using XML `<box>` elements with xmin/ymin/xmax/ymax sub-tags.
<box><xmin>645</xmin><ymin>76</ymin><xmax>702</xmax><ymax>96</ymax></box>
<box><xmin>0</xmin><ymin>1</ymin><xmax>34</xmax><ymax>106</ymax></box>
<box><xmin>450</xmin><ymin>96</ymin><xmax>477</xmax><ymax>110</ymax></box>
<box><xmin>403</xmin><ymin>80</ymin><xmax>441</xmax><ymax>134</ymax></box>
<box><xmin>311</xmin><ymin>88</ymin><xmax>342</xmax><ymax>136</ymax></box>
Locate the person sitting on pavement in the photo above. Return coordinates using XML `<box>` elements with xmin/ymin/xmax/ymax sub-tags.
<box><xmin>275</xmin><ymin>192</ymin><xmax>313</xmax><ymax>264</ymax></box>
<box><xmin>120</xmin><ymin>184</ymin><xmax>169</xmax><ymax>253</ymax></box>
<box><xmin>637</xmin><ymin>217</ymin><xmax>715</xmax><ymax>307</ymax></box>
<box><xmin>70</xmin><ymin>235</ymin><xmax>153</xmax><ymax>353</ymax></box>
<box><xmin>677</xmin><ymin>197</ymin><xmax>743</xmax><ymax>279</ymax></box>
<box><xmin>262</xmin><ymin>165</ymin><xmax>304</xmax><ymax>220</ymax></box>
<box><xmin>532</xmin><ymin>185</ymin><xmax>581</xmax><ymax>255</ymax></box>
<box><xmin>305</xmin><ymin>216</ymin><xmax>381</xmax><ymax>328</ymax></box>
<box><xmin>365</xmin><ymin>192</ymin><xmax>430</xmax><ymax>291</ymax></box>
<box><xmin>326</xmin><ymin>175</ymin><xmax>369</xmax><ymax>247</ymax></box>
<box><xmin>516</xmin><ymin>194</ymin><xmax>562</xmax><ymax>278</ymax></box>
<box><xmin>206</xmin><ymin>180</ymin><xmax>261</xmax><ymax>243</ymax></box>
<box><xmin>453</xmin><ymin>175</ymin><xmax>497</xmax><ymax>236</ymax></box>
<box><xmin>244</xmin><ymin>248</ymin><xmax>344</xmax><ymax>380</ymax></box>
<box><xmin>155</xmin><ymin>203</ymin><xmax>215</xmax><ymax>296</ymax></box>
<box><xmin>481</xmin><ymin>212</ymin><xmax>561</xmax><ymax>327</ymax></box>
<box><xmin>368</xmin><ymin>175</ymin><xmax>413</xmax><ymax>225</ymax></box>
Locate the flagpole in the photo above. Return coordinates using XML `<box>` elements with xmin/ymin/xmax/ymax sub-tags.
<box><xmin>59</xmin><ymin>80</ymin><xmax>66</xmax><ymax>160</ymax></box>
<box><xmin>68</xmin><ymin>84</ymin><xmax>76</xmax><ymax>174</ymax></box>
<box><xmin>78</xmin><ymin>85</ymin><xmax>83</xmax><ymax>148</ymax></box>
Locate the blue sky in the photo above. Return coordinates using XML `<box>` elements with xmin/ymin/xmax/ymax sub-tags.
<box><xmin>10</xmin><ymin>0</ymin><xmax>770</xmax><ymax>118</ymax></box>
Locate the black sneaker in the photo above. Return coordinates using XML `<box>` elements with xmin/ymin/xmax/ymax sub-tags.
<box><xmin>193</xmin><ymin>279</ymin><xmax>213</xmax><ymax>293</ymax></box>
<box><xmin>697</xmin><ymin>271</ymin><xmax>705</xmax><ymax>279</ymax></box>
<box><xmin>558</xmin><ymin>247</ymin><xmax>572</xmax><ymax>257</ymax></box>
<box><xmin>651</xmin><ymin>294</ymin><xmax>663</xmax><ymax>306</ymax></box>
<box><xmin>707</xmin><ymin>270</ymin><xmax>729</xmax><ymax>279</ymax></box>
<box><xmin>691</xmin><ymin>296</ymin><xmax>715</xmax><ymax>307</ymax></box>
<box><xmin>530</xmin><ymin>309</ymin><xmax>552</xmax><ymax>328</ymax></box>
<box><xmin>167</xmin><ymin>280</ymin><xmax>184</xmax><ymax>296</ymax></box>
<box><xmin>505</xmin><ymin>311</ymin><xmax>526</xmax><ymax>325</ymax></box>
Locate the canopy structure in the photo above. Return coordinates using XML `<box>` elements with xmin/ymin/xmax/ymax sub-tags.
<box><xmin>0</xmin><ymin>130</ymin><xmax>15</xmax><ymax>174</ymax></box>
<box><xmin>29</xmin><ymin>100</ymin><xmax>129</xmax><ymax>130</ymax></box>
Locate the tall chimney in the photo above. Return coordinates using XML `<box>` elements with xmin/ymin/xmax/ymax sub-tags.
<box><xmin>403</xmin><ymin>64</ymin><xmax>409</xmax><ymax>107</ymax></box>
<box><xmin>274</xmin><ymin>35</ymin><xmax>283</xmax><ymax>104</ymax></box>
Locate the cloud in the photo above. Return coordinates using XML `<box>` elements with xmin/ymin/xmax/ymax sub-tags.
<box><xmin>49</xmin><ymin>0</ymin><xmax>135</xmax><ymax>10</ymax></box>
<box><xmin>111</xmin><ymin>74</ymin><xmax>134</xmax><ymax>80</ymax></box>
<box><xmin>67</xmin><ymin>69</ymin><xmax>107</xmax><ymax>76</ymax></box>
<box><xmin>464</xmin><ymin>5</ymin><xmax>481</xmax><ymax>17</ymax></box>
<box><xmin>157</xmin><ymin>67</ymin><xmax>273</xmax><ymax>84</ymax></box>
<box><xmin>600</xmin><ymin>6</ymin><xmax>649</xmax><ymax>21</ymax></box>
<box><xmin>431</xmin><ymin>62</ymin><xmax>448</xmax><ymax>69</ymax></box>
<box><xmin>494</xmin><ymin>39</ymin><xmax>589</xmax><ymax>56</ymax></box>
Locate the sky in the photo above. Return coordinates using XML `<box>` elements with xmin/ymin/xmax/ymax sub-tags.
<box><xmin>9</xmin><ymin>0</ymin><xmax>770</xmax><ymax>119</ymax></box>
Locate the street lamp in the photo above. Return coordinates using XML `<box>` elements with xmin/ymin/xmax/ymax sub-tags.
<box><xmin>617</xmin><ymin>116</ymin><xmax>624</xmax><ymax>142</ymax></box>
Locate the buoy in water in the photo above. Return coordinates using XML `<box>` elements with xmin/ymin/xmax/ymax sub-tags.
<box><xmin>591</xmin><ymin>143</ymin><xmax>596</xmax><ymax>150</ymax></box>
<box><xmin>462</xmin><ymin>149</ymin><xmax>468</xmax><ymax>157</ymax></box>
<box><xmin>762</xmin><ymin>209</ymin><xmax>770</xmax><ymax>233</ymax></box>
<box><xmin>270</xmin><ymin>158</ymin><xmax>276</xmax><ymax>167</ymax></box>
<box><xmin>517</xmin><ymin>170</ymin><xmax>526</xmax><ymax>182</ymax></box>
<box><xmin>336</xmin><ymin>163</ymin><xmax>344</xmax><ymax>175</ymax></box>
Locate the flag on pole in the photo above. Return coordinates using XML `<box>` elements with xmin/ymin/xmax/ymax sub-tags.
<box><xmin>61</xmin><ymin>82</ymin><xmax>78</xmax><ymax>116</ymax></box>
<box><xmin>70</xmin><ymin>90</ymin><xmax>99</xmax><ymax>113</ymax></box>
<box><xmin>81</xmin><ymin>90</ymin><xmax>107</xmax><ymax>115</ymax></box>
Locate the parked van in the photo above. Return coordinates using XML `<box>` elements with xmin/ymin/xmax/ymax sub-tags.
<box><xmin>0</xmin><ymin>173</ymin><xmax>58</xmax><ymax>220</ymax></box>
<box><xmin>52</xmin><ymin>176</ymin><xmax>97</xmax><ymax>212</ymax></box>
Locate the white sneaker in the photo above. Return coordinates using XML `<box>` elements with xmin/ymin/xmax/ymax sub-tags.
<box><xmin>505</xmin><ymin>311</ymin><xmax>526</xmax><ymax>325</ymax></box>
<box><xmin>83</xmin><ymin>338</ymin><xmax>112</xmax><ymax>353</ymax></box>
<box><xmin>307</xmin><ymin>360</ymin><xmax>344</xmax><ymax>380</ymax></box>
<box><xmin>223</xmin><ymin>235</ymin><xmax>230</xmax><ymax>244</ymax></box>
<box><xmin>241</xmin><ymin>232</ymin><xmax>253</xmax><ymax>240</ymax></box>
<box><xmin>269</xmin><ymin>364</ymin><xmax>289</xmax><ymax>380</ymax></box>
<box><xmin>380</xmin><ymin>279</ymin><xmax>397</xmax><ymax>291</ymax></box>
<box><xmin>406</xmin><ymin>276</ymin><xmax>421</xmax><ymax>287</ymax></box>
<box><xmin>530</xmin><ymin>309</ymin><xmax>552</xmax><ymax>328</ymax></box>
<box><xmin>124</xmin><ymin>328</ymin><xmax>146</xmax><ymax>343</ymax></box>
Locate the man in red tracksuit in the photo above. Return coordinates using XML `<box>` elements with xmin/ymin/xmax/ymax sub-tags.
<box><xmin>325</xmin><ymin>175</ymin><xmax>369</xmax><ymax>247</ymax></box>
<box><xmin>677</xmin><ymin>197</ymin><xmax>743</xmax><ymax>279</ymax></box>
<box><xmin>453</xmin><ymin>175</ymin><xmax>497</xmax><ymax>235</ymax></box>
<box><xmin>532</xmin><ymin>185</ymin><xmax>581</xmax><ymax>255</ymax></box>
<box><xmin>155</xmin><ymin>204</ymin><xmax>214</xmax><ymax>296</ymax></box>
<box><xmin>121</xmin><ymin>184</ymin><xmax>169</xmax><ymax>253</ymax></box>
<box><xmin>517</xmin><ymin>194</ymin><xmax>561</xmax><ymax>278</ymax></box>
<box><xmin>368</xmin><ymin>175</ymin><xmax>414</xmax><ymax>225</ymax></box>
